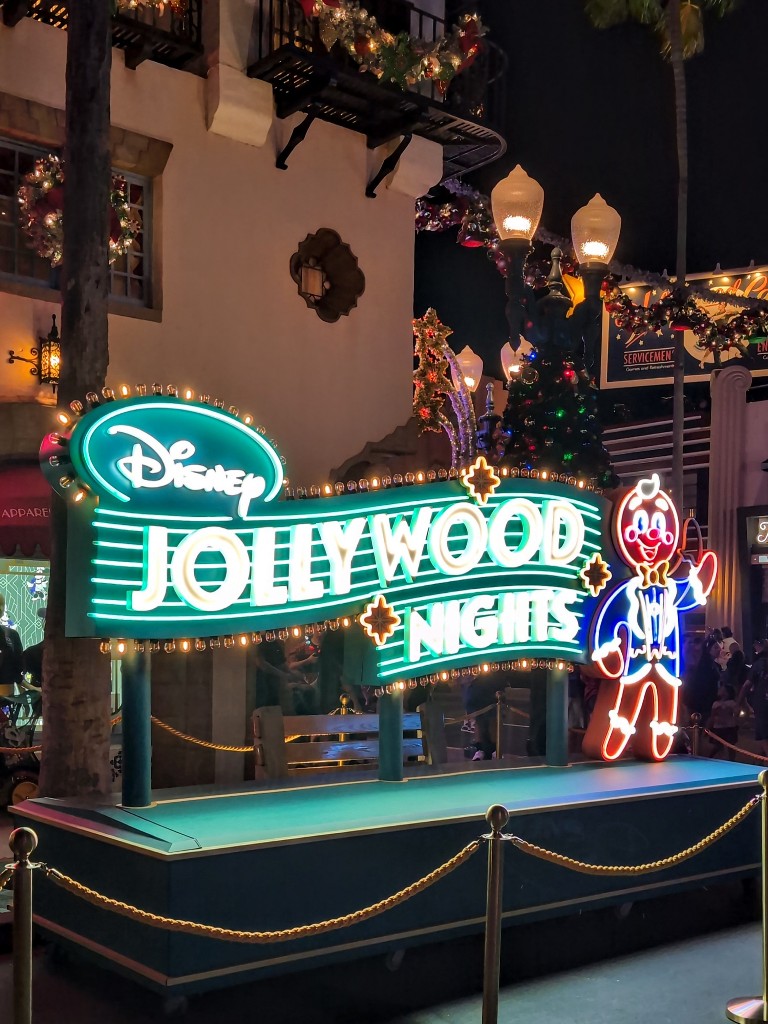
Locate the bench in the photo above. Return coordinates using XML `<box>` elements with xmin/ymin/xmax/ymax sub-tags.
<box><xmin>253</xmin><ymin>702</ymin><xmax>447</xmax><ymax>782</ymax></box>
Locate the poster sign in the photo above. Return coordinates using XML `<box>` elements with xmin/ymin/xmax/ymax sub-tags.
<box><xmin>42</xmin><ymin>393</ymin><xmax>720</xmax><ymax>762</ymax></box>
<box><xmin>601</xmin><ymin>267</ymin><xmax>768</xmax><ymax>388</ymax></box>
<box><xmin>41</xmin><ymin>395</ymin><xmax>626</xmax><ymax>682</ymax></box>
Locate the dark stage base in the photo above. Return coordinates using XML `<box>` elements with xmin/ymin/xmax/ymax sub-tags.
<box><xmin>12</xmin><ymin>758</ymin><xmax>762</xmax><ymax>994</ymax></box>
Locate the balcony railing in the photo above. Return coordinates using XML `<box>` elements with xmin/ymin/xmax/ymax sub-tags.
<box><xmin>249</xmin><ymin>0</ymin><xmax>507</xmax><ymax>178</ymax></box>
<box><xmin>1</xmin><ymin>0</ymin><xmax>203</xmax><ymax>71</ymax></box>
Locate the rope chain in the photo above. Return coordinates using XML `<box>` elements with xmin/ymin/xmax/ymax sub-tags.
<box><xmin>0</xmin><ymin>867</ymin><xmax>13</xmax><ymax>892</ymax></box>
<box><xmin>703</xmin><ymin>729</ymin><xmax>768</xmax><ymax>765</ymax></box>
<box><xmin>149</xmin><ymin>716</ymin><xmax>252</xmax><ymax>753</ymax></box>
<box><xmin>41</xmin><ymin>840</ymin><xmax>481</xmax><ymax>944</ymax></box>
<box><xmin>509</xmin><ymin>793</ymin><xmax>761</xmax><ymax>876</ymax></box>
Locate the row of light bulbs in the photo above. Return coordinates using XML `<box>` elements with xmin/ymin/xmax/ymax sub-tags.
<box><xmin>372</xmin><ymin>658</ymin><xmax>573</xmax><ymax>697</ymax></box>
<box><xmin>284</xmin><ymin>464</ymin><xmax>598</xmax><ymax>499</ymax></box>
<box><xmin>100</xmin><ymin>619</ymin><xmax>357</xmax><ymax>656</ymax></box>
<box><xmin>50</xmin><ymin>385</ymin><xmax>601</xmax><ymax>505</ymax></box>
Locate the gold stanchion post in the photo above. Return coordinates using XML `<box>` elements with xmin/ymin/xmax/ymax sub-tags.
<box><xmin>9</xmin><ymin>827</ymin><xmax>38</xmax><ymax>1024</ymax></box>
<box><xmin>691</xmin><ymin>713</ymin><xmax>702</xmax><ymax>757</ymax></box>
<box><xmin>495</xmin><ymin>691</ymin><xmax>504</xmax><ymax>761</ymax></box>
<box><xmin>482</xmin><ymin>804</ymin><xmax>510</xmax><ymax>1024</ymax></box>
<box><xmin>726</xmin><ymin>771</ymin><xmax>768</xmax><ymax>1023</ymax></box>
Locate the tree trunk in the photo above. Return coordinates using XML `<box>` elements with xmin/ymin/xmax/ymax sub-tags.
<box><xmin>39</xmin><ymin>0</ymin><xmax>113</xmax><ymax>797</ymax></box>
<box><xmin>668</xmin><ymin>0</ymin><xmax>688</xmax><ymax>508</ymax></box>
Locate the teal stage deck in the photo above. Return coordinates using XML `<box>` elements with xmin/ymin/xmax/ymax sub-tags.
<box><xmin>12</xmin><ymin>758</ymin><xmax>763</xmax><ymax>994</ymax></box>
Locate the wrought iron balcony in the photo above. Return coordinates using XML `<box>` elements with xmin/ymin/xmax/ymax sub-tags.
<box><xmin>1</xmin><ymin>0</ymin><xmax>203</xmax><ymax>71</ymax></box>
<box><xmin>248</xmin><ymin>0</ymin><xmax>507</xmax><ymax>180</ymax></box>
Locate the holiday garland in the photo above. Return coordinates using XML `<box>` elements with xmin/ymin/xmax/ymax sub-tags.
<box><xmin>412</xmin><ymin>308</ymin><xmax>476</xmax><ymax>469</ymax></box>
<box><xmin>18</xmin><ymin>155</ymin><xmax>141</xmax><ymax>268</ymax></box>
<box><xmin>115</xmin><ymin>0</ymin><xmax>188</xmax><ymax>14</ymax></box>
<box><xmin>416</xmin><ymin>183</ymin><xmax>768</xmax><ymax>364</ymax></box>
<box><xmin>298</xmin><ymin>1</ymin><xmax>485</xmax><ymax>92</ymax></box>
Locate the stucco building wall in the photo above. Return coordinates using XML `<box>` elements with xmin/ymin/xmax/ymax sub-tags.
<box><xmin>0</xmin><ymin>14</ymin><xmax>442</xmax><ymax>484</ymax></box>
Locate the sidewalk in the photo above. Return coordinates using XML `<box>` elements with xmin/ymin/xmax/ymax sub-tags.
<box><xmin>0</xmin><ymin>920</ymin><xmax>760</xmax><ymax>1023</ymax></box>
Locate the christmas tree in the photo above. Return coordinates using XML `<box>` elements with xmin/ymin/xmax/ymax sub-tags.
<box><xmin>498</xmin><ymin>344</ymin><xmax>616</xmax><ymax>487</ymax></box>
<box><xmin>492</xmin><ymin>253</ymin><xmax>617</xmax><ymax>490</ymax></box>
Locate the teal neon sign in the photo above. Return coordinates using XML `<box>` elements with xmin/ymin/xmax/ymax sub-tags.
<box><xmin>45</xmin><ymin>396</ymin><xmax>621</xmax><ymax>680</ymax></box>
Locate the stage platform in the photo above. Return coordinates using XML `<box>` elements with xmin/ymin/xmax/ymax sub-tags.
<box><xmin>11</xmin><ymin>758</ymin><xmax>763</xmax><ymax>995</ymax></box>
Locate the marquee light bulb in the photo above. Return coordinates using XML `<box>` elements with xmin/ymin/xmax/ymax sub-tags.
<box><xmin>184</xmin><ymin>389</ymin><xmax>194</xmax><ymax>400</ymax></box>
<box><xmin>239</xmin><ymin>634</ymin><xmax>249</xmax><ymax>647</ymax></box>
<box><xmin>116</xmin><ymin>640</ymin><xmax>126</xmax><ymax>655</ymax></box>
<box><xmin>243</xmin><ymin>414</ymin><xmax>253</xmax><ymax>425</ymax></box>
<box><xmin>119</xmin><ymin>385</ymin><xmax>131</xmax><ymax>398</ymax></box>
<box><xmin>180</xmin><ymin>639</ymin><xmax>191</xmax><ymax>653</ymax></box>
<box><xmin>72</xmin><ymin>487</ymin><xmax>87</xmax><ymax>503</ymax></box>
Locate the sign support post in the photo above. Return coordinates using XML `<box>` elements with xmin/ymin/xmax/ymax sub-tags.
<box><xmin>545</xmin><ymin>667</ymin><xmax>569</xmax><ymax>767</ymax></box>
<box><xmin>378</xmin><ymin>689</ymin><xmax>404</xmax><ymax>782</ymax></box>
<box><xmin>121</xmin><ymin>647</ymin><xmax>153</xmax><ymax>808</ymax></box>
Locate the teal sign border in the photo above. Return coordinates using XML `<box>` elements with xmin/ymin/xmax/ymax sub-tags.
<box><xmin>48</xmin><ymin>397</ymin><xmax>626</xmax><ymax>681</ymax></box>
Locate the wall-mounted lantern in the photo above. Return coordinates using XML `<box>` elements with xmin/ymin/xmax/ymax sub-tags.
<box><xmin>290</xmin><ymin>229</ymin><xmax>365</xmax><ymax>323</ymax></box>
<box><xmin>8</xmin><ymin>314</ymin><xmax>61</xmax><ymax>392</ymax></box>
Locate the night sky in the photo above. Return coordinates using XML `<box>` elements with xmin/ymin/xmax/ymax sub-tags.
<box><xmin>415</xmin><ymin>0</ymin><xmax>768</xmax><ymax>378</ymax></box>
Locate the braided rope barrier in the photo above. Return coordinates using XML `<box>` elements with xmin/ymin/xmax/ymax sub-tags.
<box><xmin>3</xmin><ymin>791</ymin><xmax>758</xmax><ymax>954</ymax></box>
<box><xmin>703</xmin><ymin>729</ymin><xmax>768</xmax><ymax>764</ymax></box>
<box><xmin>508</xmin><ymin>794</ymin><xmax>761</xmax><ymax>876</ymax></box>
<box><xmin>149</xmin><ymin>716</ymin><xmax>253</xmax><ymax>753</ymax></box>
<box><xmin>41</xmin><ymin>840</ymin><xmax>481</xmax><ymax>944</ymax></box>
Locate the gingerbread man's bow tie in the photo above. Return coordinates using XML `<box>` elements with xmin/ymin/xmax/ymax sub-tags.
<box><xmin>638</xmin><ymin>561</ymin><xmax>670</xmax><ymax>587</ymax></box>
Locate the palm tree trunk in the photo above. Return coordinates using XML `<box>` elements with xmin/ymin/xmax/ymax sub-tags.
<box><xmin>668</xmin><ymin>0</ymin><xmax>688</xmax><ymax>508</ymax></box>
<box><xmin>39</xmin><ymin>0</ymin><xmax>113</xmax><ymax>797</ymax></box>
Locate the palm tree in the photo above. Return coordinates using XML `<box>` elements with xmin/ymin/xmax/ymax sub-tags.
<box><xmin>584</xmin><ymin>0</ymin><xmax>740</xmax><ymax>506</ymax></box>
<box><xmin>39</xmin><ymin>0</ymin><xmax>113</xmax><ymax>797</ymax></box>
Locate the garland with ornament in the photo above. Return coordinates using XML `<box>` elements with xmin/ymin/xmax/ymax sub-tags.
<box><xmin>17</xmin><ymin>155</ymin><xmax>141</xmax><ymax>268</ymax></box>
<box><xmin>298</xmin><ymin>1</ymin><xmax>485</xmax><ymax>92</ymax></box>
<box><xmin>114</xmin><ymin>0</ymin><xmax>188</xmax><ymax>14</ymax></box>
<box><xmin>416</xmin><ymin>183</ymin><xmax>768</xmax><ymax>364</ymax></box>
<box><xmin>602</xmin><ymin>278</ymin><xmax>768</xmax><ymax>367</ymax></box>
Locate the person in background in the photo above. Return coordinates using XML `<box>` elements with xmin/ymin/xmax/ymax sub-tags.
<box><xmin>739</xmin><ymin>639</ymin><xmax>768</xmax><ymax>757</ymax></box>
<box><xmin>22</xmin><ymin>605</ymin><xmax>46</xmax><ymax>689</ymax></box>
<box><xmin>286</xmin><ymin>636</ymin><xmax>321</xmax><ymax>715</ymax></box>
<box><xmin>460</xmin><ymin>670</ymin><xmax>498</xmax><ymax>760</ymax></box>
<box><xmin>0</xmin><ymin>594</ymin><xmax>24</xmax><ymax>698</ymax></box>
<box><xmin>722</xmin><ymin>648</ymin><xmax>748</xmax><ymax>700</ymax></box>
<box><xmin>252</xmin><ymin>637</ymin><xmax>305</xmax><ymax>712</ymax></box>
<box><xmin>683</xmin><ymin>635</ymin><xmax>720</xmax><ymax>726</ymax></box>
<box><xmin>706</xmin><ymin>682</ymin><xmax>740</xmax><ymax>760</ymax></box>
<box><xmin>716</xmin><ymin>626</ymin><xmax>739</xmax><ymax>670</ymax></box>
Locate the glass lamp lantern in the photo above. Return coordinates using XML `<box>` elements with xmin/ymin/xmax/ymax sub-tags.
<box><xmin>490</xmin><ymin>165</ymin><xmax>545</xmax><ymax>242</ymax></box>
<box><xmin>571</xmin><ymin>194</ymin><xmax>621</xmax><ymax>266</ymax></box>
<box><xmin>453</xmin><ymin>345</ymin><xmax>483</xmax><ymax>392</ymax></box>
<box><xmin>500</xmin><ymin>341</ymin><xmax>522</xmax><ymax>382</ymax></box>
<box><xmin>39</xmin><ymin>314</ymin><xmax>61</xmax><ymax>391</ymax></box>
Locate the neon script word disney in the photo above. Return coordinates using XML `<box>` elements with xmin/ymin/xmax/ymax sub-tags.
<box><xmin>110</xmin><ymin>425</ymin><xmax>268</xmax><ymax>518</ymax></box>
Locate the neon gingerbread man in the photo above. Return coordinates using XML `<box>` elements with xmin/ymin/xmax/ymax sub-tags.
<box><xmin>582</xmin><ymin>473</ymin><xmax>717</xmax><ymax>762</ymax></box>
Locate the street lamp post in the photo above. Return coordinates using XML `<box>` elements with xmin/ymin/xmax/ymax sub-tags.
<box><xmin>489</xmin><ymin>166</ymin><xmax>621</xmax><ymax>377</ymax></box>
<box><xmin>471</xmin><ymin>166</ymin><xmax>621</xmax><ymax>488</ymax></box>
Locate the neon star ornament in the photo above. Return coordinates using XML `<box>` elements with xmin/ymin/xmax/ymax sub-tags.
<box><xmin>579</xmin><ymin>552</ymin><xmax>612</xmax><ymax>597</ymax></box>
<box><xmin>462</xmin><ymin>456</ymin><xmax>501</xmax><ymax>505</ymax></box>
<box><xmin>360</xmin><ymin>596</ymin><xmax>401</xmax><ymax>647</ymax></box>
<box><xmin>583</xmin><ymin>473</ymin><xmax>718</xmax><ymax>763</ymax></box>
